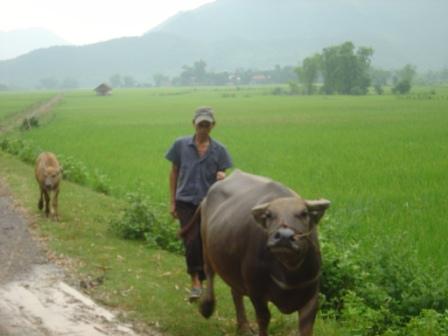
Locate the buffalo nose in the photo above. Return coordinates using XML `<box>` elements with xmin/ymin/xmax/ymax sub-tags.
<box><xmin>273</xmin><ymin>228</ymin><xmax>295</xmax><ymax>243</ymax></box>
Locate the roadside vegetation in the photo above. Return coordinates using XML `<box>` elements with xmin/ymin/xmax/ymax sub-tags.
<box><xmin>1</xmin><ymin>86</ymin><xmax>448</xmax><ymax>335</ymax></box>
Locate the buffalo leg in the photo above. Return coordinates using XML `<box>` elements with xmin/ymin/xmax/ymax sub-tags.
<box><xmin>38</xmin><ymin>188</ymin><xmax>44</xmax><ymax>210</ymax></box>
<box><xmin>231</xmin><ymin>288</ymin><xmax>252</xmax><ymax>334</ymax></box>
<box><xmin>43</xmin><ymin>190</ymin><xmax>50</xmax><ymax>217</ymax></box>
<box><xmin>298</xmin><ymin>293</ymin><xmax>318</xmax><ymax>336</ymax></box>
<box><xmin>250</xmin><ymin>297</ymin><xmax>270</xmax><ymax>336</ymax></box>
<box><xmin>199</xmin><ymin>254</ymin><xmax>215</xmax><ymax>318</ymax></box>
<box><xmin>52</xmin><ymin>189</ymin><xmax>59</xmax><ymax>220</ymax></box>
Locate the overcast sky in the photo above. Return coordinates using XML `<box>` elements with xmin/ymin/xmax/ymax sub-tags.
<box><xmin>0</xmin><ymin>0</ymin><xmax>216</xmax><ymax>45</ymax></box>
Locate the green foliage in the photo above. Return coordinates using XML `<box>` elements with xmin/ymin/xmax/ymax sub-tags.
<box><xmin>320</xmin><ymin>230</ymin><xmax>448</xmax><ymax>335</ymax></box>
<box><xmin>4</xmin><ymin>88</ymin><xmax>448</xmax><ymax>335</ymax></box>
<box><xmin>392</xmin><ymin>64</ymin><xmax>416</xmax><ymax>94</ymax></box>
<box><xmin>109</xmin><ymin>190</ymin><xmax>182</xmax><ymax>254</ymax></box>
<box><xmin>20</xmin><ymin>116</ymin><xmax>39</xmax><ymax>131</ymax></box>
<box><xmin>91</xmin><ymin>169</ymin><xmax>112</xmax><ymax>195</ymax></box>
<box><xmin>296</xmin><ymin>53</ymin><xmax>321</xmax><ymax>94</ymax></box>
<box><xmin>0</xmin><ymin>137</ymin><xmax>40</xmax><ymax>164</ymax></box>
<box><xmin>320</xmin><ymin>41</ymin><xmax>372</xmax><ymax>94</ymax></box>
<box><xmin>374</xmin><ymin>84</ymin><xmax>384</xmax><ymax>95</ymax></box>
<box><xmin>58</xmin><ymin>154</ymin><xmax>89</xmax><ymax>184</ymax></box>
<box><xmin>403</xmin><ymin>309</ymin><xmax>448</xmax><ymax>336</ymax></box>
<box><xmin>109</xmin><ymin>191</ymin><xmax>157</xmax><ymax>240</ymax></box>
<box><xmin>392</xmin><ymin>80</ymin><xmax>411</xmax><ymax>94</ymax></box>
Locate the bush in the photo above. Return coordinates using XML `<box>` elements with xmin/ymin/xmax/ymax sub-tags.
<box><xmin>58</xmin><ymin>154</ymin><xmax>89</xmax><ymax>184</ymax></box>
<box><xmin>374</xmin><ymin>85</ymin><xmax>384</xmax><ymax>95</ymax></box>
<box><xmin>109</xmin><ymin>191</ymin><xmax>158</xmax><ymax>240</ymax></box>
<box><xmin>350</xmin><ymin>86</ymin><xmax>368</xmax><ymax>95</ymax></box>
<box><xmin>109</xmin><ymin>190</ymin><xmax>182</xmax><ymax>253</ymax></box>
<box><xmin>320</xmin><ymin>229</ymin><xmax>448</xmax><ymax>334</ymax></box>
<box><xmin>20</xmin><ymin>116</ymin><xmax>39</xmax><ymax>131</ymax></box>
<box><xmin>91</xmin><ymin>169</ymin><xmax>112</xmax><ymax>195</ymax></box>
<box><xmin>271</xmin><ymin>87</ymin><xmax>286</xmax><ymax>95</ymax></box>
<box><xmin>392</xmin><ymin>80</ymin><xmax>411</xmax><ymax>94</ymax></box>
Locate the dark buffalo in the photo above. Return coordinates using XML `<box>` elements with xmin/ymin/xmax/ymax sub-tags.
<box><xmin>199</xmin><ymin>170</ymin><xmax>330</xmax><ymax>336</ymax></box>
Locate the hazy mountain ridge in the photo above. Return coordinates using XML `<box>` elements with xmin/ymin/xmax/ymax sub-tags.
<box><xmin>0</xmin><ymin>28</ymin><xmax>70</xmax><ymax>61</ymax></box>
<box><xmin>1</xmin><ymin>0</ymin><xmax>447</xmax><ymax>88</ymax></box>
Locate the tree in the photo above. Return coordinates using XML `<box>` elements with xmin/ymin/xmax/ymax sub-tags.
<box><xmin>392</xmin><ymin>64</ymin><xmax>416</xmax><ymax>94</ymax></box>
<box><xmin>320</xmin><ymin>41</ymin><xmax>373</xmax><ymax>95</ymax></box>
<box><xmin>109</xmin><ymin>74</ymin><xmax>122</xmax><ymax>88</ymax></box>
<box><xmin>38</xmin><ymin>77</ymin><xmax>59</xmax><ymax>90</ymax></box>
<box><xmin>123</xmin><ymin>75</ymin><xmax>136</xmax><ymax>88</ymax></box>
<box><xmin>153</xmin><ymin>73</ymin><xmax>170</xmax><ymax>87</ymax></box>
<box><xmin>193</xmin><ymin>60</ymin><xmax>207</xmax><ymax>84</ymax></box>
<box><xmin>296</xmin><ymin>54</ymin><xmax>321</xmax><ymax>94</ymax></box>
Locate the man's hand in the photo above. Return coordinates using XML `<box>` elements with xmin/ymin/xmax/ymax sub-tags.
<box><xmin>216</xmin><ymin>171</ymin><xmax>226</xmax><ymax>181</ymax></box>
<box><xmin>170</xmin><ymin>202</ymin><xmax>178</xmax><ymax>219</ymax></box>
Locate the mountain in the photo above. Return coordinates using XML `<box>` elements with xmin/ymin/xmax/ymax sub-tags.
<box><xmin>0</xmin><ymin>28</ymin><xmax>70</xmax><ymax>61</ymax></box>
<box><xmin>1</xmin><ymin>0</ymin><xmax>447</xmax><ymax>89</ymax></box>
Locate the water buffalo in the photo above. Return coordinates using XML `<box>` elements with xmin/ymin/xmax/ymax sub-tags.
<box><xmin>35</xmin><ymin>152</ymin><xmax>62</xmax><ymax>220</ymax></box>
<box><xmin>199</xmin><ymin>170</ymin><xmax>330</xmax><ymax>336</ymax></box>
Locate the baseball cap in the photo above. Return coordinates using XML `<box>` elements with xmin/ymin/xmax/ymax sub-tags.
<box><xmin>193</xmin><ymin>107</ymin><xmax>215</xmax><ymax>125</ymax></box>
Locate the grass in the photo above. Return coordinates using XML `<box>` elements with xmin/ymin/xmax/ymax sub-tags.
<box><xmin>15</xmin><ymin>87</ymin><xmax>448</xmax><ymax>265</ymax></box>
<box><xmin>0</xmin><ymin>91</ymin><xmax>55</xmax><ymax>121</ymax></box>
<box><xmin>0</xmin><ymin>150</ymin><xmax>348</xmax><ymax>335</ymax></box>
<box><xmin>1</xmin><ymin>86</ymin><xmax>448</xmax><ymax>334</ymax></box>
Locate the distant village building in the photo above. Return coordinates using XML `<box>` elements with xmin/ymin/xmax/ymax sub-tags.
<box><xmin>94</xmin><ymin>83</ymin><xmax>112</xmax><ymax>96</ymax></box>
<box><xmin>250</xmin><ymin>74</ymin><xmax>269</xmax><ymax>85</ymax></box>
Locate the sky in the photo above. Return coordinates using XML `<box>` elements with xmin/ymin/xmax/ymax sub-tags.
<box><xmin>0</xmin><ymin>0</ymin><xmax>216</xmax><ymax>45</ymax></box>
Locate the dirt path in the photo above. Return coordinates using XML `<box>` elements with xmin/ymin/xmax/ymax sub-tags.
<box><xmin>0</xmin><ymin>96</ymin><xmax>155</xmax><ymax>335</ymax></box>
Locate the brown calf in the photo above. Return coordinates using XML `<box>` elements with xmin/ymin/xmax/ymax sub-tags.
<box><xmin>35</xmin><ymin>152</ymin><xmax>62</xmax><ymax>220</ymax></box>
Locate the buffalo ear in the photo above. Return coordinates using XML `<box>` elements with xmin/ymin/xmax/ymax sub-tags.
<box><xmin>251</xmin><ymin>202</ymin><xmax>270</xmax><ymax>227</ymax></box>
<box><xmin>305</xmin><ymin>199</ymin><xmax>331</xmax><ymax>225</ymax></box>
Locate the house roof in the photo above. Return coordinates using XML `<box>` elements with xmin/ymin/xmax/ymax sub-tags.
<box><xmin>94</xmin><ymin>83</ymin><xmax>112</xmax><ymax>92</ymax></box>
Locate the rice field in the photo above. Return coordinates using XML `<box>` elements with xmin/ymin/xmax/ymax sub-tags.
<box><xmin>0</xmin><ymin>91</ymin><xmax>54</xmax><ymax>121</ymax></box>
<box><xmin>7</xmin><ymin>86</ymin><xmax>448</xmax><ymax>266</ymax></box>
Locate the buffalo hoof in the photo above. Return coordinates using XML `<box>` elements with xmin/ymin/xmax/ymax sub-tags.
<box><xmin>200</xmin><ymin>299</ymin><xmax>215</xmax><ymax>319</ymax></box>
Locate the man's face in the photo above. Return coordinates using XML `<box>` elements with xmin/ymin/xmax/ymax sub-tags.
<box><xmin>195</xmin><ymin>120</ymin><xmax>214</xmax><ymax>136</ymax></box>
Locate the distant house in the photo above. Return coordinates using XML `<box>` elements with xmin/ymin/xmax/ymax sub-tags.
<box><xmin>94</xmin><ymin>83</ymin><xmax>112</xmax><ymax>96</ymax></box>
<box><xmin>250</xmin><ymin>74</ymin><xmax>269</xmax><ymax>85</ymax></box>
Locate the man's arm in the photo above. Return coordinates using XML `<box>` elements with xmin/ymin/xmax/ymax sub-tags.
<box><xmin>169</xmin><ymin>164</ymin><xmax>179</xmax><ymax>218</ymax></box>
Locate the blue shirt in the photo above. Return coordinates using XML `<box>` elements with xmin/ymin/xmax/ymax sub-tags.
<box><xmin>165</xmin><ymin>135</ymin><xmax>232</xmax><ymax>205</ymax></box>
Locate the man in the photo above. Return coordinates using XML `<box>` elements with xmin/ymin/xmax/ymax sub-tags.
<box><xmin>165</xmin><ymin>106</ymin><xmax>232</xmax><ymax>302</ymax></box>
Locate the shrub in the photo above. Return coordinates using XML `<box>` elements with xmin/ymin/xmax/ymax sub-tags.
<box><xmin>320</xmin><ymin>229</ymin><xmax>448</xmax><ymax>334</ymax></box>
<box><xmin>350</xmin><ymin>86</ymin><xmax>367</xmax><ymax>95</ymax></box>
<box><xmin>58</xmin><ymin>154</ymin><xmax>89</xmax><ymax>184</ymax></box>
<box><xmin>109</xmin><ymin>191</ymin><xmax>158</xmax><ymax>240</ymax></box>
<box><xmin>109</xmin><ymin>190</ymin><xmax>182</xmax><ymax>253</ymax></box>
<box><xmin>91</xmin><ymin>169</ymin><xmax>112</xmax><ymax>195</ymax></box>
<box><xmin>392</xmin><ymin>80</ymin><xmax>411</xmax><ymax>94</ymax></box>
<box><xmin>271</xmin><ymin>87</ymin><xmax>286</xmax><ymax>95</ymax></box>
<box><xmin>20</xmin><ymin>116</ymin><xmax>39</xmax><ymax>131</ymax></box>
<box><xmin>374</xmin><ymin>85</ymin><xmax>384</xmax><ymax>95</ymax></box>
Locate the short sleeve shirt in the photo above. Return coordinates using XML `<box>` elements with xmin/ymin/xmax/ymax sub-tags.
<box><xmin>165</xmin><ymin>135</ymin><xmax>232</xmax><ymax>205</ymax></box>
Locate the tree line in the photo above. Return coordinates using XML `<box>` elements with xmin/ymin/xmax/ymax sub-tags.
<box><xmin>18</xmin><ymin>40</ymin><xmax>448</xmax><ymax>92</ymax></box>
<box><xmin>296</xmin><ymin>41</ymin><xmax>421</xmax><ymax>95</ymax></box>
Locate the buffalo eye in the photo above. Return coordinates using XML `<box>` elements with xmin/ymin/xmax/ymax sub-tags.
<box><xmin>264</xmin><ymin>211</ymin><xmax>273</xmax><ymax>219</ymax></box>
<box><xmin>295</xmin><ymin>212</ymin><xmax>309</xmax><ymax>220</ymax></box>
